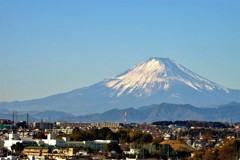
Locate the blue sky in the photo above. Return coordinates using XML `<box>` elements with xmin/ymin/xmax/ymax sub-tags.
<box><xmin>0</xmin><ymin>0</ymin><xmax>239</xmax><ymax>101</ymax></box>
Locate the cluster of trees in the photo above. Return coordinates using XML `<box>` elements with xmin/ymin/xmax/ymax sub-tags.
<box><xmin>192</xmin><ymin>139</ymin><xmax>240</xmax><ymax>160</ymax></box>
<box><xmin>70</xmin><ymin>127</ymin><xmax>118</xmax><ymax>141</ymax></box>
<box><xmin>70</xmin><ymin>127</ymin><xmax>153</xmax><ymax>145</ymax></box>
<box><xmin>152</xmin><ymin>120</ymin><xmax>230</xmax><ymax>128</ymax></box>
<box><xmin>149</xmin><ymin>144</ymin><xmax>191</xmax><ymax>159</ymax></box>
<box><xmin>11</xmin><ymin>142</ymin><xmax>24</xmax><ymax>156</ymax></box>
<box><xmin>178</xmin><ymin>128</ymin><xmax>236</xmax><ymax>139</ymax></box>
<box><xmin>15</xmin><ymin>121</ymin><xmax>28</xmax><ymax>129</ymax></box>
<box><xmin>68</xmin><ymin>127</ymin><xmax>154</xmax><ymax>156</ymax></box>
<box><xmin>33</xmin><ymin>132</ymin><xmax>47</xmax><ymax>139</ymax></box>
<box><xmin>68</xmin><ymin>127</ymin><xmax>195</xmax><ymax>159</ymax></box>
<box><xmin>10</xmin><ymin>141</ymin><xmax>39</xmax><ymax>156</ymax></box>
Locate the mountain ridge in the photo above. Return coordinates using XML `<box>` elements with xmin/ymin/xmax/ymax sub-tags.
<box><xmin>1</xmin><ymin>102</ymin><xmax>240</xmax><ymax>123</ymax></box>
<box><xmin>105</xmin><ymin>58</ymin><xmax>229</xmax><ymax>98</ymax></box>
<box><xmin>0</xmin><ymin>57</ymin><xmax>239</xmax><ymax>115</ymax></box>
<box><xmin>71</xmin><ymin>102</ymin><xmax>240</xmax><ymax>123</ymax></box>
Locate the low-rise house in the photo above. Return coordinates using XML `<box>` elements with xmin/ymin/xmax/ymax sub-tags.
<box><xmin>31</xmin><ymin>122</ymin><xmax>55</xmax><ymax>130</ymax></box>
<box><xmin>55</xmin><ymin>122</ymin><xmax>91</xmax><ymax>129</ymax></box>
<box><xmin>163</xmin><ymin>133</ymin><xmax>171</xmax><ymax>140</ymax></box>
<box><xmin>4</xmin><ymin>133</ymin><xmax>68</xmax><ymax>151</ymax></box>
<box><xmin>77</xmin><ymin>150</ymin><xmax>88</xmax><ymax>156</ymax></box>
<box><xmin>192</xmin><ymin>140</ymin><xmax>205</xmax><ymax>150</ymax></box>
<box><xmin>41</xmin><ymin>134</ymin><xmax>66</xmax><ymax>147</ymax></box>
<box><xmin>124</xmin><ymin>148</ymin><xmax>140</xmax><ymax>159</ymax></box>
<box><xmin>160</xmin><ymin>140</ymin><xmax>195</xmax><ymax>153</ymax></box>
<box><xmin>91</xmin><ymin>122</ymin><xmax>123</xmax><ymax>129</ymax></box>
<box><xmin>23</xmin><ymin>146</ymin><xmax>49</xmax><ymax>156</ymax></box>
<box><xmin>4</xmin><ymin>134</ymin><xmax>22</xmax><ymax>150</ymax></box>
<box><xmin>94</xmin><ymin>139</ymin><xmax>118</xmax><ymax>144</ymax></box>
<box><xmin>23</xmin><ymin>146</ymin><xmax>77</xmax><ymax>159</ymax></box>
<box><xmin>50</xmin><ymin>128</ymin><xmax>73</xmax><ymax>135</ymax></box>
<box><xmin>0</xmin><ymin>155</ymin><xmax>18</xmax><ymax>160</ymax></box>
<box><xmin>52</xmin><ymin>147</ymin><xmax>77</xmax><ymax>157</ymax></box>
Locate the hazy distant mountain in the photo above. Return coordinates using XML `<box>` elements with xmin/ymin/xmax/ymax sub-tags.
<box><xmin>2</xmin><ymin>102</ymin><xmax>240</xmax><ymax>123</ymax></box>
<box><xmin>67</xmin><ymin>102</ymin><xmax>240</xmax><ymax>123</ymax></box>
<box><xmin>0</xmin><ymin>58</ymin><xmax>239</xmax><ymax>115</ymax></box>
<box><xmin>0</xmin><ymin>110</ymin><xmax>73</xmax><ymax>122</ymax></box>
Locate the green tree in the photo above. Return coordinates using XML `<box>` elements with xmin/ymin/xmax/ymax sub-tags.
<box><xmin>142</xmin><ymin>133</ymin><xmax>153</xmax><ymax>143</ymax></box>
<box><xmin>16</xmin><ymin>121</ymin><xmax>27</xmax><ymax>129</ymax></box>
<box><xmin>105</xmin><ymin>142</ymin><xmax>122</xmax><ymax>153</ymax></box>
<box><xmin>98</xmin><ymin>127</ymin><xmax>117</xmax><ymax>140</ymax></box>
<box><xmin>87</xmin><ymin>128</ymin><xmax>98</xmax><ymax>140</ymax></box>
<box><xmin>71</xmin><ymin>127</ymin><xmax>101</xmax><ymax>141</ymax></box>
<box><xmin>233</xmin><ymin>140</ymin><xmax>240</xmax><ymax>160</ymax></box>
<box><xmin>11</xmin><ymin>144</ymin><xmax>16</xmax><ymax>154</ymax></box>
<box><xmin>130</xmin><ymin>130</ymin><xmax>143</xmax><ymax>143</ymax></box>
<box><xmin>129</xmin><ymin>130</ymin><xmax>153</xmax><ymax>144</ymax></box>
<box><xmin>159</xmin><ymin>144</ymin><xmax>173</xmax><ymax>158</ymax></box>
<box><xmin>11</xmin><ymin>142</ymin><xmax>24</xmax><ymax>156</ymax></box>
<box><xmin>139</xmin><ymin>148</ymin><xmax>150</xmax><ymax>159</ymax></box>
<box><xmin>71</xmin><ymin>127</ymin><xmax>81</xmax><ymax>141</ymax></box>
<box><xmin>33</xmin><ymin>131</ymin><xmax>47</xmax><ymax>139</ymax></box>
<box><xmin>117</xmin><ymin>130</ymin><xmax>130</xmax><ymax>143</ymax></box>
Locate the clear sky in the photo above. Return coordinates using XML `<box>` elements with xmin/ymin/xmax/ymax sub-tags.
<box><xmin>0</xmin><ymin>0</ymin><xmax>239</xmax><ymax>102</ymax></box>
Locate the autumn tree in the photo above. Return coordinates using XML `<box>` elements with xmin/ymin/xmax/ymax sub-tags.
<box><xmin>129</xmin><ymin>130</ymin><xmax>153</xmax><ymax>144</ymax></box>
<box><xmin>116</xmin><ymin>129</ymin><xmax>130</xmax><ymax>143</ymax></box>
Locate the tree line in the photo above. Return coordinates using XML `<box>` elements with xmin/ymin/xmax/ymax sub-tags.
<box><xmin>152</xmin><ymin>120</ymin><xmax>230</xmax><ymax>128</ymax></box>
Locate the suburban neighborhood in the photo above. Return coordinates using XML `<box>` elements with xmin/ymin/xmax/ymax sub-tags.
<box><xmin>1</xmin><ymin>119</ymin><xmax>240</xmax><ymax>159</ymax></box>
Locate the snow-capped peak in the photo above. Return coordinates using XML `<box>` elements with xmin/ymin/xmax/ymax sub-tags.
<box><xmin>106</xmin><ymin>57</ymin><xmax>229</xmax><ymax>97</ymax></box>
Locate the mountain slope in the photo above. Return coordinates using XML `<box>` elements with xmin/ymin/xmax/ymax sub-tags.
<box><xmin>0</xmin><ymin>57</ymin><xmax>239</xmax><ymax>115</ymax></box>
<box><xmin>62</xmin><ymin>102</ymin><xmax>240</xmax><ymax>123</ymax></box>
<box><xmin>0</xmin><ymin>110</ymin><xmax>73</xmax><ymax>122</ymax></box>
<box><xmin>2</xmin><ymin>102</ymin><xmax>240</xmax><ymax>123</ymax></box>
<box><xmin>106</xmin><ymin>58</ymin><xmax>229</xmax><ymax>97</ymax></box>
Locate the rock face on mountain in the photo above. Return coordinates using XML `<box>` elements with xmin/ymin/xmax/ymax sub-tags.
<box><xmin>0</xmin><ymin>58</ymin><xmax>239</xmax><ymax>114</ymax></box>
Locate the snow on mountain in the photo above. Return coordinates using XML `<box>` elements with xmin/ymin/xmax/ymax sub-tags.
<box><xmin>0</xmin><ymin>57</ymin><xmax>239</xmax><ymax>115</ymax></box>
<box><xmin>105</xmin><ymin>58</ymin><xmax>228</xmax><ymax>97</ymax></box>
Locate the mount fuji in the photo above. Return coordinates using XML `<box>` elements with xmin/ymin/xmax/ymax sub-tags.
<box><xmin>1</xmin><ymin>57</ymin><xmax>240</xmax><ymax>115</ymax></box>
